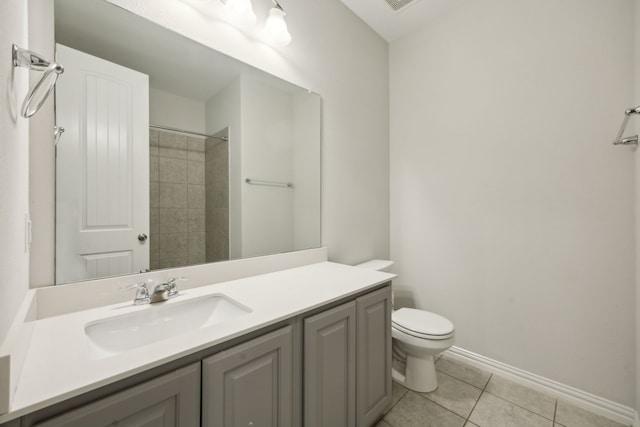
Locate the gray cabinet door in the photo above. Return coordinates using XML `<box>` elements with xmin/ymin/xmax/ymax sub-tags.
<box><xmin>31</xmin><ymin>363</ymin><xmax>200</xmax><ymax>427</ymax></box>
<box><xmin>356</xmin><ymin>286</ymin><xmax>392</xmax><ymax>427</ymax></box>
<box><xmin>304</xmin><ymin>301</ymin><xmax>356</xmax><ymax>427</ymax></box>
<box><xmin>202</xmin><ymin>325</ymin><xmax>294</xmax><ymax>427</ymax></box>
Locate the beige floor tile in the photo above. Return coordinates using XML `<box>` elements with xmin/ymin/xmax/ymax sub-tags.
<box><xmin>436</xmin><ymin>355</ymin><xmax>492</xmax><ymax>389</ymax></box>
<box><xmin>464</xmin><ymin>422</ymin><xmax>480</xmax><ymax>427</ymax></box>
<box><xmin>555</xmin><ymin>400</ymin><xmax>629</xmax><ymax>427</ymax></box>
<box><xmin>469</xmin><ymin>392</ymin><xmax>553</xmax><ymax>427</ymax></box>
<box><xmin>375</xmin><ymin>420</ymin><xmax>393</xmax><ymax>427</ymax></box>
<box><xmin>384</xmin><ymin>391</ymin><xmax>466</xmax><ymax>427</ymax></box>
<box><xmin>389</xmin><ymin>381</ymin><xmax>409</xmax><ymax>409</ymax></box>
<box><xmin>421</xmin><ymin>371</ymin><xmax>482</xmax><ymax>418</ymax></box>
<box><xmin>485</xmin><ymin>375</ymin><xmax>556</xmax><ymax>420</ymax></box>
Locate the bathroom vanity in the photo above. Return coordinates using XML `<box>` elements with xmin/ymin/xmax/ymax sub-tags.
<box><xmin>0</xmin><ymin>260</ymin><xmax>393</xmax><ymax>427</ymax></box>
<box><xmin>1</xmin><ymin>0</ymin><xmax>391</xmax><ymax>424</ymax></box>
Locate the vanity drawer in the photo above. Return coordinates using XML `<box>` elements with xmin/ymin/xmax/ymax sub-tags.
<box><xmin>26</xmin><ymin>363</ymin><xmax>200</xmax><ymax>427</ymax></box>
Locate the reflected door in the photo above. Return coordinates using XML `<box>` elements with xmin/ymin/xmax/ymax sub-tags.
<box><xmin>55</xmin><ymin>44</ymin><xmax>149</xmax><ymax>284</ymax></box>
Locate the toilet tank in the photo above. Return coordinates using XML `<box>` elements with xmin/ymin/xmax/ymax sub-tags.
<box><xmin>354</xmin><ymin>259</ymin><xmax>394</xmax><ymax>272</ymax></box>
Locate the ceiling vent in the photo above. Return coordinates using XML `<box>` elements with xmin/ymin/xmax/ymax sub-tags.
<box><xmin>385</xmin><ymin>0</ymin><xmax>416</xmax><ymax>11</ymax></box>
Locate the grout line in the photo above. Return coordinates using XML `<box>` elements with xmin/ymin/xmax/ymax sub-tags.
<box><xmin>435</xmin><ymin>369</ymin><xmax>483</xmax><ymax>391</ymax></box>
<box><xmin>412</xmin><ymin>390</ymin><xmax>468</xmax><ymax>422</ymax></box>
<box><xmin>420</xmin><ymin>369</ymin><xmax>486</xmax><ymax>418</ymax></box>
<box><xmin>436</xmin><ymin>355</ymin><xmax>494</xmax><ymax>390</ymax></box>
<box><xmin>435</xmin><ymin>366</ymin><xmax>490</xmax><ymax>390</ymax></box>
<box><xmin>481</xmin><ymin>388</ymin><xmax>556</xmax><ymax>422</ymax></box>
<box><xmin>465</xmin><ymin>373</ymin><xmax>492</xmax><ymax>425</ymax></box>
<box><xmin>383</xmin><ymin>385</ymin><xmax>409</xmax><ymax>418</ymax></box>
<box><xmin>553</xmin><ymin>400</ymin><xmax>558</xmax><ymax>425</ymax></box>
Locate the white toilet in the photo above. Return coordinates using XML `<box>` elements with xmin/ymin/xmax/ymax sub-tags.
<box><xmin>356</xmin><ymin>259</ymin><xmax>455</xmax><ymax>393</ymax></box>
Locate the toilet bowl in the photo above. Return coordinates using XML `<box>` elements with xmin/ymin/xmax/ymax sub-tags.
<box><xmin>355</xmin><ymin>259</ymin><xmax>456</xmax><ymax>393</ymax></box>
<box><xmin>391</xmin><ymin>307</ymin><xmax>455</xmax><ymax>392</ymax></box>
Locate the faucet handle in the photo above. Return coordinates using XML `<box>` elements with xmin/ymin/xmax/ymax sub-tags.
<box><xmin>121</xmin><ymin>282</ymin><xmax>150</xmax><ymax>305</ymax></box>
<box><xmin>166</xmin><ymin>275</ymin><xmax>188</xmax><ymax>297</ymax></box>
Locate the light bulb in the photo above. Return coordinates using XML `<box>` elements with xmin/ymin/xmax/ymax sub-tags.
<box><xmin>222</xmin><ymin>0</ymin><xmax>256</xmax><ymax>26</ymax></box>
<box><xmin>263</xmin><ymin>7</ymin><xmax>291</xmax><ymax>46</ymax></box>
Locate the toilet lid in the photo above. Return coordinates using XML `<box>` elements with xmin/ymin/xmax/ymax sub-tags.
<box><xmin>392</xmin><ymin>308</ymin><xmax>454</xmax><ymax>339</ymax></box>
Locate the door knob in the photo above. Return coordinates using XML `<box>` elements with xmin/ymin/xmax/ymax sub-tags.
<box><xmin>138</xmin><ymin>233</ymin><xmax>148</xmax><ymax>242</ymax></box>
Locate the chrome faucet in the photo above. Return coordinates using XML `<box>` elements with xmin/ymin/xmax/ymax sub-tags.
<box><xmin>121</xmin><ymin>282</ymin><xmax>151</xmax><ymax>305</ymax></box>
<box><xmin>122</xmin><ymin>276</ymin><xmax>188</xmax><ymax>305</ymax></box>
<box><xmin>150</xmin><ymin>276</ymin><xmax>187</xmax><ymax>303</ymax></box>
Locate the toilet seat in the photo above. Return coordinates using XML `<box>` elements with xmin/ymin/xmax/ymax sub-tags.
<box><xmin>392</xmin><ymin>308</ymin><xmax>455</xmax><ymax>340</ymax></box>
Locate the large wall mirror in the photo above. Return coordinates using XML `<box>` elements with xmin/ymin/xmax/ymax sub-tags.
<box><xmin>52</xmin><ymin>0</ymin><xmax>321</xmax><ymax>285</ymax></box>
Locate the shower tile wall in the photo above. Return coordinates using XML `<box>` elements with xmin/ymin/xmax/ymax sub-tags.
<box><xmin>205</xmin><ymin>133</ymin><xmax>229</xmax><ymax>262</ymax></box>
<box><xmin>149</xmin><ymin>129</ymin><xmax>206</xmax><ymax>270</ymax></box>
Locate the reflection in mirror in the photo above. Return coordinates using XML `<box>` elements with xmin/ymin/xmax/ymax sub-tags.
<box><xmin>53</xmin><ymin>0</ymin><xmax>321</xmax><ymax>285</ymax></box>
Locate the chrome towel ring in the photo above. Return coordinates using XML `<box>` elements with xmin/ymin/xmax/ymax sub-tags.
<box><xmin>612</xmin><ymin>105</ymin><xmax>640</xmax><ymax>147</ymax></box>
<box><xmin>12</xmin><ymin>44</ymin><xmax>64</xmax><ymax>118</ymax></box>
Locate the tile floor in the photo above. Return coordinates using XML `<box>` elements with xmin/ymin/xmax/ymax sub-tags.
<box><xmin>376</xmin><ymin>354</ymin><xmax>630</xmax><ymax>427</ymax></box>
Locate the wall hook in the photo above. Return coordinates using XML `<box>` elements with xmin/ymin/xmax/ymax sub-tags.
<box><xmin>54</xmin><ymin>126</ymin><xmax>65</xmax><ymax>145</ymax></box>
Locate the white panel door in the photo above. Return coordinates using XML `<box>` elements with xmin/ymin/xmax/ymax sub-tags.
<box><xmin>55</xmin><ymin>44</ymin><xmax>149</xmax><ymax>284</ymax></box>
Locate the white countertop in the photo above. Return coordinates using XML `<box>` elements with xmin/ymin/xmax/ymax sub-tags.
<box><xmin>0</xmin><ymin>261</ymin><xmax>394</xmax><ymax>423</ymax></box>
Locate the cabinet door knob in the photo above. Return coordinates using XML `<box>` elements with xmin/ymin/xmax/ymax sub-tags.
<box><xmin>138</xmin><ymin>233</ymin><xmax>148</xmax><ymax>242</ymax></box>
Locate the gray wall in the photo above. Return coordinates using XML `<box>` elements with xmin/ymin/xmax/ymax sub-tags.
<box><xmin>0</xmin><ymin>1</ymin><xmax>30</xmax><ymax>343</ymax></box>
<box><xmin>391</xmin><ymin>0</ymin><xmax>635</xmax><ymax>407</ymax></box>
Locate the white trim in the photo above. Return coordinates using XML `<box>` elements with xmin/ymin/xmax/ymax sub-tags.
<box><xmin>0</xmin><ymin>291</ymin><xmax>36</xmax><ymax>415</ymax></box>
<box><xmin>446</xmin><ymin>346</ymin><xmax>635</xmax><ymax>426</ymax></box>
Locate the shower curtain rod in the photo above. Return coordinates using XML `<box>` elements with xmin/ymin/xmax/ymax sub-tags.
<box><xmin>149</xmin><ymin>123</ymin><xmax>228</xmax><ymax>142</ymax></box>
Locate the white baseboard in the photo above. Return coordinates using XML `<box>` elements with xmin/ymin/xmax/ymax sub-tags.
<box><xmin>446</xmin><ymin>346</ymin><xmax>636</xmax><ymax>426</ymax></box>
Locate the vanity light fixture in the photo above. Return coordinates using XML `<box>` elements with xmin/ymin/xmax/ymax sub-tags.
<box><xmin>217</xmin><ymin>0</ymin><xmax>291</xmax><ymax>46</ymax></box>
<box><xmin>221</xmin><ymin>0</ymin><xmax>257</xmax><ymax>26</ymax></box>
<box><xmin>263</xmin><ymin>0</ymin><xmax>291</xmax><ymax>46</ymax></box>
<box><xmin>12</xmin><ymin>44</ymin><xmax>64</xmax><ymax>118</ymax></box>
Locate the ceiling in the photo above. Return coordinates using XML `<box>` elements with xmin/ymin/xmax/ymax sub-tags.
<box><xmin>338</xmin><ymin>0</ymin><xmax>468</xmax><ymax>42</ymax></box>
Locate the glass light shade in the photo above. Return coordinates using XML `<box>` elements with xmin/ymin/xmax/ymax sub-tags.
<box><xmin>223</xmin><ymin>0</ymin><xmax>257</xmax><ymax>25</ymax></box>
<box><xmin>263</xmin><ymin>7</ymin><xmax>291</xmax><ymax>46</ymax></box>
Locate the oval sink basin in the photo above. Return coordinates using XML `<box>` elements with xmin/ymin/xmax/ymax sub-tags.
<box><xmin>85</xmin><ymin>294</ymin><xmax>251</xmax><ymax>358</ymax></box>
